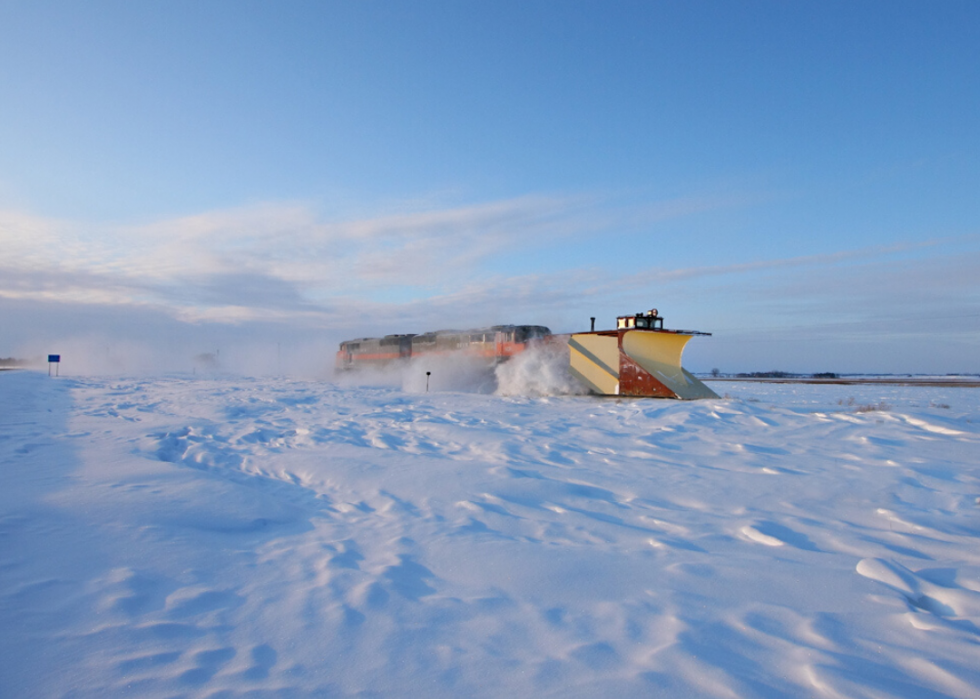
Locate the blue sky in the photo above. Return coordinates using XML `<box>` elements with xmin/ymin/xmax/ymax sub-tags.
<box><xmin>1</xmin><ymin>1</ymin><xmax>978</xmax><ymax>374</ymax></box>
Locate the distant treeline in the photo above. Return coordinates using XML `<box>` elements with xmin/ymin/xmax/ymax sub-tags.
<box><xmin>708</xmin><ymin>370</ymin><xmax>980</xmax><ymax>380</ymax></box>
<box><xmin>0</xmin><ymin>357</ymin><xmax>30</xmax><ymax>367</ymax></box>
<box><xmin>735</xmin><ymin>371</ymin><xmax>839</xmax><ymax>379</ymax></box>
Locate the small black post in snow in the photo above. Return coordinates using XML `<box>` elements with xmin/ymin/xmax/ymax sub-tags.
<box><xmin>426</xmin><ymin>371</ymin><xmax>431</xmax><ymax>393</ymax></box>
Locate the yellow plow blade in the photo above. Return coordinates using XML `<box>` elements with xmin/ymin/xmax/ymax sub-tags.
<box><xmin>621</xmin><ymin>331</ymin><xmax>718</xmax><ymax>399</ymax></box>
<box><xmin>567</xmin><ymin>330</ymin><xmax>717</xmax><ymax>399</ymax></box>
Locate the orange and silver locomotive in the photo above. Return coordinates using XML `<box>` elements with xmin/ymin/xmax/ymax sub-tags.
<box><xmin>336</xmin><ymin>325</ymin><xmax>551</xmax><ymax>371</ymax></box>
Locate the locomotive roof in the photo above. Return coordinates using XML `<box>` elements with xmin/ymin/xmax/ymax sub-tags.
<box><xmin>423</xmin><ymin>324</ymin><xmax>549</xmax><ymax>336</ymax></box>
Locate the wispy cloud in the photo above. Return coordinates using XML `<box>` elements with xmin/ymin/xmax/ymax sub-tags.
<box><xmin>617</xmin><ymin>238</ymin><xmax>953</xmax><ymax>289</ymax></box>
<box><xmin>0</xmin><ymin>192</ymin><xmax>729</xmax><ymax>324</ymax></box>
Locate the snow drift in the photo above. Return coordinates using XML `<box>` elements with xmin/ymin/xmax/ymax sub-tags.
<box><xmin>2</xmin><ymin>371</ymin><xmax>979</xmax><ymax>698</ymax></box>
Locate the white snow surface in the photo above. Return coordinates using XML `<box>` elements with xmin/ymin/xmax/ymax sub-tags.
<box><xmin>2</xmin><ymin>371</ymin><xmax>980</xmax><ymax>698</ymax></box>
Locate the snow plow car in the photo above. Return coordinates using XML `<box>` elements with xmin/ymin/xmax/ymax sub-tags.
<box><xmin>568</xmin><ymin>309</ymin><xmax>717</xmax><ymax>399</ymax></box>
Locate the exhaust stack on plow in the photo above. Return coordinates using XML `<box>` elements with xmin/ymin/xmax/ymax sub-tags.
<box><xmin>568</xmin><ymin>309</ymin><xmax>718</xmax><ymax>399</ymax></box>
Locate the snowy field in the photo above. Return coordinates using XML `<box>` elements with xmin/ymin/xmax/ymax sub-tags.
<box><xmin>2</xmin><ymin>370</ymin><xmax>979</xmax><ymax>698</ymax></box>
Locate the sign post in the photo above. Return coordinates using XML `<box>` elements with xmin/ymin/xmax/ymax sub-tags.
<box><xmin>48</xmin><ymin>354</ymin><xmax>60</xmax><ymax>377</ymax></box>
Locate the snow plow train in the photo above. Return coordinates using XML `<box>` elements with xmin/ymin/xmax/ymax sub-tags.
<box><xmin>336</xmin><ymin>308</ymin><xmax>717</xmax><ymax>400</ymax></box>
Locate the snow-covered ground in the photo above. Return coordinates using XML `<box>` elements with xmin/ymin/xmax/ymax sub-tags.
<box><xmin>2</xmin><ymin>371</ymin><xmax>979</xmax><ymax>698</ymax></box>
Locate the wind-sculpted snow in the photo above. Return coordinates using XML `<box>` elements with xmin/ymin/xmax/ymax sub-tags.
<box><xmin>2</xmin><ymin>373</ymin><xmax>979</xmax><ymax>698</ymax></box>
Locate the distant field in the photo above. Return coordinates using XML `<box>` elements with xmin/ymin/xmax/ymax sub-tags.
<box><xmin>706</xmin><ymin>376</ymin><xmax>980</xmax><ymax>387</ymax></box>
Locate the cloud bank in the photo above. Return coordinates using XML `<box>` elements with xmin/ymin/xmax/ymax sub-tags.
<box><xmin>1</xmin><ymin>196</ymin><xmax>977</xmax><ymax>375</ymax></box>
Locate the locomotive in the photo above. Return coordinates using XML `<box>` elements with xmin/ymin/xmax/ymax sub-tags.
<box><xmin>336</xmin><ymin>325</ymin><xmax>551</xmax><ymax>371</ymax></box>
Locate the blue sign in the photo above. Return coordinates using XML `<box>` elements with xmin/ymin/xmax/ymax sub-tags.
<box><xmin>48</xmin><ymin>354</ymin><xmax>60</xmax><ymax>363</ymax></box>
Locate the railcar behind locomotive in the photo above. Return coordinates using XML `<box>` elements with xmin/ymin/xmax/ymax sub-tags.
<box><xmin>336</xmin><ymin>325</ymin><xmax>551</xmax><ymax>371</ymax></box>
